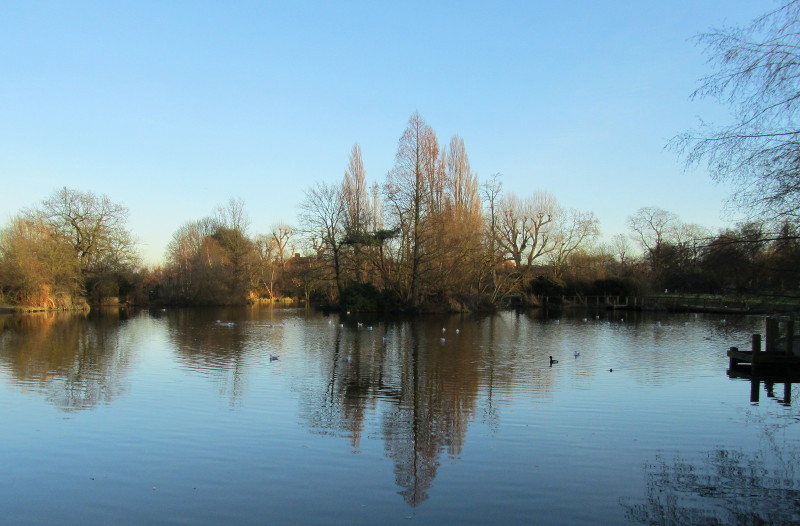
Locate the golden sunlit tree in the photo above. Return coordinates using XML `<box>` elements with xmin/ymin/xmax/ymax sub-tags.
<box><xmin>163</xmin><ymin>200</ymin><xmax>256</xmax><ymax>305</ymax></box>
<box><xmin>3</xmin><ymin>187</ymin><xmax>139</xmax><ymax>306</ymax></box>
<box><xmin>0</xmin><ymin>216</ymin><xmax>82</xmax><ymax>307</ymax></box>
<box><xmin>341</xmin><ymin>143</ymin><xmax>375</xmax><ymax>283</ymax></box>
<box><xmin>384</xmin><ymin>112</ymin><xmax>443</xmax><ymax>307</ymax></box>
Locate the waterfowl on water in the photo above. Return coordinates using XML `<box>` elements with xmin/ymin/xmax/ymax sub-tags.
<box><xmin>269</xmin><ymin>354</ymin><xmax>279</xmax><ymax>361</ymax></box>
<box><xmin>574</xmin><ymin>351</ymin><xmax>580</xmax><ymax>358</ymax></box>
<box><xmin>550</xmin><ymin>356</ymin><xmax>558</xmax><ymax>365</ymax></box>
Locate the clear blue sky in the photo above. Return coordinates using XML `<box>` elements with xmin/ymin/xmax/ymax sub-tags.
<box><xmin>0</xmin><ymin>0</ymin><xmax>773</xmax><ymax>264</ymax></box>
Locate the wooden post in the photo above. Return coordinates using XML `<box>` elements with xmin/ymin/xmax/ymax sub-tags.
<box><xmin>785</xmin><ymin>383</ymin><xmax>792</xmax><ymax>406</ymax></box>
<box><xmin>786</xmin><ymin>319</ymin><xmax>795</xmax><ymax>356</ymax></box>
<box><xmin>765</xmin><ymin>319</ymin><xmax>777</xmax><ymax>353</ymax></box>
<box><xmin>750</xmin><ymin>378</ymin><xmax>760</xmax><ymax>403</ymax></box>
<box><xmin>751</xmin><ymin>334</ymin><xmax>760</xmax><ymax>370</ymax></box>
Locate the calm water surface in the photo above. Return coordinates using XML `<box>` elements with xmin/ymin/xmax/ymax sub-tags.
<box><xmin>1</xmin><ymin>307</ymin><xmax>797</xmax><ymax>525</ymax></box>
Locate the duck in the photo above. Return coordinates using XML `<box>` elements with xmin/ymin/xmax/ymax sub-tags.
<box><xmin>574</xmin><ymin>351</ymin><xmax>580</xmax><ymax>358</ymax></box>
<box><xmin>269</xmin><ymin>354</ymin><xmax>279</xmax><ymax>362</ymax></box>
<box><xmin>549</xmin><ymin>356</ymin><xmax>558</xmax><ymax>365</ymax></box>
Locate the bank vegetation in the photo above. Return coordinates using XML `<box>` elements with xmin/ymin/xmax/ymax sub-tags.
<box><xmin>2</xmin><ymin>117</ymin><xmax>798</xmax><ymax>313</ymax></box>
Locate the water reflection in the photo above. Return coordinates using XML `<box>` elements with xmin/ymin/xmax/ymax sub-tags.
<box><xmin>0</xmin><ymin>310</ymin><xmax>132</xmax><ymax>411</ymax></box>
<box><xmin>295</xmin><ymin>319</ymin><xmax>472</xmax><ymax>505</ymax></box>
<box><xmin>297</xmin><ymin>314</ymin><xmax>566</xmax><ymax>506</ymax></box>
<box><xmin>622</xmin><ymin>415</ymin><xmax>800</xmax><ymax>525</ymax></box>
<box><xmin>163</xmin><ymin>306</ymin><xmax>290</xmax><ymax>404</ymax></box>
<box><xmin>0</xmin><ymin>307</ymin><xmax>781</xmax><ymax>521</ymax></box>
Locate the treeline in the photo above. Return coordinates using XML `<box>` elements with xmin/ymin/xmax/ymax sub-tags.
<box><xmin>2</xmin><ymin>113</ymin><xmax>799</xmax><ymax>311</ymax></box>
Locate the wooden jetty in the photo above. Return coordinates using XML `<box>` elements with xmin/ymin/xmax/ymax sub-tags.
<box><xmin>727</xmin><ymin>316</ymin><xmax>800</xmax><ymax>405</ymax></box>
<box><xmin>727</xmin><ymin>316</ymin><xmax>800</xmax><ymax>373</ymax></box>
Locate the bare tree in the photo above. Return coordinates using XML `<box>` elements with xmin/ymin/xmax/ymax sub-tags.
<box><xmin>0</xmin><ymin>216</ymin><xmax>82</xmax><ymax>306</ymax></box>
<box><xmin>215</xmin><ymin>197</ymin><xmax>250</xmax><ymax>235</ymax></box>
<box><xmin>270</xmin><ymin>222</ymin><xmax>295</xmax><ymax>269</ymax></box>
<box><xmin>299</xmin><ymin>182</ymin><xmax>346</xmax><ymax>297</ymax></box>
<box><xmin>343</xmin><ymin>144</ymin><xmax>372</xmax><ymax>236</ymax></box>
<box><xmin>19</xmin><ymin>187</ymin><xmax>139</xmax><ymax>303</ymax></box>
<box><xmin>673</xmin><ymin>0</ymin><xmax>800</xmax><ymax>224</ymax></box>
<box><xmin>342</xmin><ymin>143</ymin><xmax>374</xmax><ymax>282</ymax></box>
<box><xmin>384</xmin><ymin>112</ymin><xmax>441</xmax><ymax>305</ymax></box>
<box><xmin>627</xmin><ymin>207</ymin><xmax>679</xmax><ymax>255</ymax></box>
<box><xmin>611</xmin><ymin>233</ymin><xmax>632</xmax><ymax>267</ymax></box>
<box><xmin>164</xmin><ymin>212</ymin><xmax>256</xmax><ymax>304</ymax></box>
<box><xmin>547</xmin><ymin>209</ymin><xmax>600</xmax><ymax>277</ymax></box>
<box><xmin>433</xmin><ymin>135</ymin><xmax>485</xmax><ymax>302</ymax></box>
<box><xmin>480</xmin><ymin>173</ymin><xmax>506</xmax><ymax>300</ymax></box>
<box><xmin>495</xmin><ymin>190</ymin><xmax>560</xmax><ymax>270</ymax></box>
<box><xmin>447</xmin><ymin>136</ymin><xmax>481</xmax><ymax>218</ymax></box>
<box><xmin>25</xmin><ymin>187</ymin><xmax>138</xmax><ymax>274</ymax></box>
<box><xmin>627</xmin><ymin>206</ymin><xmax>688</xmax><ymax>281</ymax></box>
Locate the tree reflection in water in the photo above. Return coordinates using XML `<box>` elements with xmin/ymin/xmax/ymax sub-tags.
<box><xmin>623</xmin><ymin>409</ymin><xmax>800</xmax><ymax>525</ymax></box>
<box><xmin>299</xmin><ymin>318</ymin><xmax>490</xmax><ymax>506</ymax></box>
<box><xmin>0</xmin><ymin>309</ymin><xmax>132</xmax><ymax>411</ymax></box>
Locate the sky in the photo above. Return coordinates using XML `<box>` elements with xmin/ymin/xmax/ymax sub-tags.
<box><xmin>0</xmin><ymin>0</ymin><xmax>776</xmax><ymax>265</ymax></box>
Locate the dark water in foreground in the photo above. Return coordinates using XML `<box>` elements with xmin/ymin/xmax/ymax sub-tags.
<box><xmin>0</xmin><ymin>307</ymin><xmax>798</xmax><ymax>525</ymax></box>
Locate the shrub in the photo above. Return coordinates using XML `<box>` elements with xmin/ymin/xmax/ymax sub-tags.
<box><xmin>340</xmin><ymin>282</ymin><xmax>383</xmax><ymax>312</ymax></box>
<box><xmin>591</xmin><ymin>277</ymin><xmax>644</xmax><ymax>297</ymax></box>
<box><xmin>528</xmin><ymin>275</ymin><xmax>568</xmax><ymax>296</ymax></box>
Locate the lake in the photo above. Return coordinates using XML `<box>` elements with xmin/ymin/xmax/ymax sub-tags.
<box><xmin>0</xmin><ymin>307</ymin><xmax>797</xmax><ymax>525</ymax></box>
